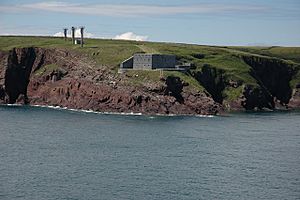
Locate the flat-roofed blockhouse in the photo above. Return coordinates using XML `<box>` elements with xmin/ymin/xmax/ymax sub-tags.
<box><xmin>120</xmin><ymin>54</ymin><xmax>176</xmax><ymax>70</ymax></box>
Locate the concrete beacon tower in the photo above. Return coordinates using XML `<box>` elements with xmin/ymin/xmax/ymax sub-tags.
<box><xmin>63</xmin><ymin>28</ymin><xmax>68</xmax><ymax>41</ymax></box>
<box><xmin>79</xmin><ymin>26</ymin><xmax>84</xmax><ymax>47</ymax></box>
<box><xmin>71</xmin><ymin>26</ymin><xmax>76</xmax><ymax>44</ymax></box>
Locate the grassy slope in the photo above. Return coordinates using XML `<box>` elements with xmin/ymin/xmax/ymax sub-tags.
<box><xmin>1</xmin><ymin>36</ymin><xmax>299</xmax><ymax>100</ymax></box>
<box><xmin>229</xmin><ymin>46</ymin><xmax>300</xmax><ymax>63</ymax></box>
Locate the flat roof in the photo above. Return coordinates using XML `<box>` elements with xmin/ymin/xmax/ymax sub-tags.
<box><xmin>134</xmin><ymin>53</ymin><xmax>175</xmax><ymax>56</ymax></box>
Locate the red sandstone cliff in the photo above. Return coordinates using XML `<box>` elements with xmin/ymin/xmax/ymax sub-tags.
<box><xmin>0</xmin><ymin>47</ymin><xmax>222</xmax><ymax>115</ymax></box>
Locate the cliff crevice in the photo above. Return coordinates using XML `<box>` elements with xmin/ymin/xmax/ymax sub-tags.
<box><xmin>237</xmin><ymin>55</ymin><xmax>300</xmax><ymax>110</ymax></box>
<box><xmin>192</xmin><ymin>64</ymin><xmax>226</xmax><ymax>104</ymax></box>
<box><xmin>5</xmin><ymin>48</ymin><xmax>36</xmax><ymax>103</ymax></box>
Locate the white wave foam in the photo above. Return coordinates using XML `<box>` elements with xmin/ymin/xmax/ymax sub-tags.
<box><xmin>195</xmin><ymin>114</ymin><xmax>214</xmax><ymax>118</ymax></box>
<box><xmin>6</xmin><ymin>103</ymin><xmax>22</xmax><ymax>106</ymax></box>
<box><xmin>10</xmin><ymin>104</ymin><xmax>214</xmax><ymax>118</ymax></box>
<box><xmin>32</xmin><ymin>104</ymin><xmax>144</xmax><ymax>116</ymax></box>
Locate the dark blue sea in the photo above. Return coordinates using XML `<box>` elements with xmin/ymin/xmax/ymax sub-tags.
<box><xmin>0</xmin><ymin>105</ymin><xmax>300</xmax><ymax>200</ymax></box>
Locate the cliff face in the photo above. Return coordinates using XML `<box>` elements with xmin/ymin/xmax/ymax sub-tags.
<box><xmin>0</xmin><ymin>47</ymin><xmax>299</xmax><ymax>115</ymax></box>
<box><xmin>241</xmin><ymin>56</ymin><xmax>299</xmax><ymax>110</ymax></box>
<box><xmin>192</xmin><ymin>64</ymin><xmax>226</xmax><ymax>104</ymax></box>
<box><xmin>189</xmin><ymin>56</ymin><xmax>300</xmax><ymax>111</ymax></box>
<box><xmin>0</xmin><ymin>47</ymin><xmax>222</xmax><ymax>115</ymax></box>
<box><xmin>5</xmin><ymin>48</ymin><xmax>36</xmax><ymax>103</ymax></box>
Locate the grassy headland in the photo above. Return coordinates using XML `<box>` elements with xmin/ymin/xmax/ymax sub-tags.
<box><xmin>1</xmin><ymin>36</ymin><xmax>299</xmax><ymax>105</ymax></box>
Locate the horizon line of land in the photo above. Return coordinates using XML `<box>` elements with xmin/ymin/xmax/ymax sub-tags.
<box><xmin>1</xmin><ymin>34</ymin><xmax>299</xmax><ymax>48</ymax></box>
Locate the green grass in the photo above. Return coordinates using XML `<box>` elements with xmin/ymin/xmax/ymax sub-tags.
<box><xmin>0</xmin><ymin>36</ymin><xmax>73</xmax><ymax>51</ymax></box>
<box><xmin>229</xmin><ymin>46</ymin><xmax>300</xmax><ymax>63</ymax></box>
<box><xmin>223</xmin><ymin>85</ymin><xmax>244</xmax><ymax>101</ymax></box>
<box><xmin>290</xmin><ymin>70</ymin><xmax>300</xmax><ymax>89</ymax></box>
<box><xmin>123</xmin><ymin>70</ymin><xmax>162</xmax><ymax>87</ymax></box>
<box><xmin>136</xmin><ymin>44</ymin><xmax>160</xmax><ymax>54</ymax></box>
<box><xmin>164</xmin><ymin>71</ymin><xmax>205</xmax><ymax>92</ymax></box>
<box><xmin>122</xmin><ymin>70</ymin><xmax>205</xmax><ymax>92</ymax></box>
<box><xmin>34</xmin><ymin>64</ymin><xmax>59</xmax><ymax>76</ymax></box>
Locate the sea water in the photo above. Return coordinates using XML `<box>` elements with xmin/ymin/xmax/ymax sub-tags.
<box><xmin>0</xmin><ymin>105</ymin><xmax>299</xmax><ymax>200</ymax></box>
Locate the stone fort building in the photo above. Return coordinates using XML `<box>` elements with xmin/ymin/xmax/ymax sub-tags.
<box><xmin>120</xmin><ymin>54</ymin><xmax>176</xmax><ymax>70</ymax></box>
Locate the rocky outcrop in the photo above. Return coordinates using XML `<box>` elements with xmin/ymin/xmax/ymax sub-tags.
<box><xmin>241</xmin><ymin>56</ymin><xmax>299</xmax><ymax>110</ymax></box>
<box><xmin>27</xmin><ymin>77</ymin><xmax>221</xmax><ymax>115</ymax></box>
<box><xmin>165</xmin><ymin>76</ymin><xmax>184</xmax><ymax>103</ymax></box>
<box><xmin>243</xmin><ymin>56</ymin><xmax>296</xmax><ymax>104</ymax></box>
<box><xmin>0</xmin><ymin>47</ymin><xmax>222</xmax><ymax>115</ymax></box>
<box><xmin>4</xmin><ymin>48</ymin><xmax>36</xmax><ymax>103</ymax></box>
<box><xmin>289</xmin><ymin>88</ymin><xmax>300</xmax><ymax>108</ymax></box>
<box><xmin>192</xmin><ymin>64</ymin><xmax>226</xmax><ymax>104</ymax></box>
<box><xmin>189</xmin><ymin>56</ymin><xmax>300</xmax><ymax>111</ymax></box>
<box><xmin>0</xmin><ymin>85</ymin><xmax>5</xmax><ymax>100</ymax></box>
<box><xmin>241</xmin><ymin>85</ymin><xmax>274</xmax><ymax>110</ymax></box>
